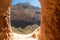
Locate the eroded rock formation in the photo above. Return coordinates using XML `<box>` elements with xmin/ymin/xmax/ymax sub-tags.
<box><xmin>0</xmin><ymin>0</ymin><xmax>60</xmax><ymax>40</ymax></box>
<box><xmin>0</xmin><ymin>0</ymin><xmax>12</xmax><ymax>40</ymax></box>
<box><xmin>11</xmin><ymin>3</ymin><xmax>40</xmax><ymax>28</ymax></box>
<box><xmin>39</xmin><ymin>0</ymin><xmax>60</xmax><ymax>40</ymax></box>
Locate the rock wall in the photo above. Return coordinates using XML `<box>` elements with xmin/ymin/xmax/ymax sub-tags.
<box><xmin>0</xmin><ymin>0</ymin><xmax>60</xmax><ymax>40</ymax></box>
<box><xmin>0</xmin><ymin>0</ymin><xmax>12</xmax><ymax>40</ymax></box>
<box><xmin>39</xmin><ymin>0</ymin><xmax>60</xmax><ymax>40</ymax></box>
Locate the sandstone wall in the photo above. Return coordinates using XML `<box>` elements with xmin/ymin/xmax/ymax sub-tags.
<box><xmin>0</xmin><ymin>0</ymin><xmax>60</xmax><ymax>40</ymax></box>
<box><xmin>39</xmin><ymin>0</ymin><xmax>60</xmax><ymax>40</ymax></box>
<box><xmin>0</xmin><ymin>0</ymin><xmax>12</xmax><ymax>40</ymax></box>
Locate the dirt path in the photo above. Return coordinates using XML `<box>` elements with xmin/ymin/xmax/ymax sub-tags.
<box><xmin>13</xmin><ymin>33</ymin><xmax>38</xmax><ymax>40</ymax></box>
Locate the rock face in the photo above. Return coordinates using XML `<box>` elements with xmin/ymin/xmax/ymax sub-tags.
<box><xmin>0</xmin><ymin>0</ymin><xmax>12</xmax><ymax>40</ymax></box>
<box><xmin>0</xmin><ymin>0</ymin><xmax>60</xmax><ymax>40</ymax></box>
<box><xmin>39</xmin><ymin>0</ymin><xmax>60</xmax><ymax>40</ymax></box>
<box><xmin>11</xmin><ymin>3</ymin><xmax>40</xmax><ymax>28</ymax></box>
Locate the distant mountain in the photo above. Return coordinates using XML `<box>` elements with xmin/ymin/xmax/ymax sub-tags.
<box><xmin>11</xmin><ymin>3</ymin><xmax>40</xmax><ymax>28</ymax></box>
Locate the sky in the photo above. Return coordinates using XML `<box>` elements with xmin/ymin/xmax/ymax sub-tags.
<box><xmin>12</xmin><ymin>0</ymin><xmax>41</xmax><ymax>8</ymax></box>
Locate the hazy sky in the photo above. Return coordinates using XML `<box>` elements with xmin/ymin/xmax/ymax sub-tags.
<box><xmin>12</xmin><ymin>0</ymin><xmax>41</xmax><ymax>8</ymax></box>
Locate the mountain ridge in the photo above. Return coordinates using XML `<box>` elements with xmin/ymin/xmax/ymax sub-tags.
<box><xmin>11</xmin><ymin>3</ymin><xmax>40</xmax><ymax>28</ymax></box>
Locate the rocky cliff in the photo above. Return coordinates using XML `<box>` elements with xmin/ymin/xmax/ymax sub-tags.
<box><xmin>11</xmin><ymin>3</ymin><xmax>40</xmax><ymax>28</ymax></box>
<box><xmin>0</xmin><ymin>0</ymin><xmax>12</xmax><ymax>40</ymax></box>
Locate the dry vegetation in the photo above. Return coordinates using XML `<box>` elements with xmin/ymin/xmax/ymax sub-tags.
<box><xmin>12</xmin><ymin>24</ymin><xmax>39</xmax><ymax>34</ymax></box>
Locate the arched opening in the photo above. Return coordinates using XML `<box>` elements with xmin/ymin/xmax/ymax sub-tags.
<box><xmin>0</xmin><ymin>0</ymin><xmax>60</xmax><ymax>40</ymax></box>
<box><xmin>11</xmin><ymin>0</ymin><xmax>41</xmax><ymax>34</ymax></box>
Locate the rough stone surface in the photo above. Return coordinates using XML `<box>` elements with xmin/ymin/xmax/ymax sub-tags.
<box><xmin>39</xmin><ymin>0</ymin><xmax>60</xmax><ymax>40</ymax></box>
<box><xmin>0</xmin><ymin>0</ymin><xmax>60</xmax><ymax>40</ymax></box>
<box><xmin>0</xmin><ymin>0</ymin><xmax>12</xmax><ymax>40</ymax></box>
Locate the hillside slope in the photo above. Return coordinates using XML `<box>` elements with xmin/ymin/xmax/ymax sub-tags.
<box><xmin>11</xmin><ymin>3</ymin><xmax>40</xmax><ymax>28</ymax></box>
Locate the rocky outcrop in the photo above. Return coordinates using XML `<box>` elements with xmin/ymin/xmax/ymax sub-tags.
<box><xmin>11</xmin><ymin>3</ymin><xmax>40</xmax><ymax>28</ymax></box>
<box><xmin>11</xmin><ymin>3</ymin><xmax>40</xmax><ymax>22</ymax></box>
<box><xmin>0</xmin><ymin>0</ymin><xmax>12</xmax><ymax>40</ymax></box>
<box><xmin>39</xmin><ymin>0</ymin><xmax>60</xmax><ymax>40</ymax></box>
